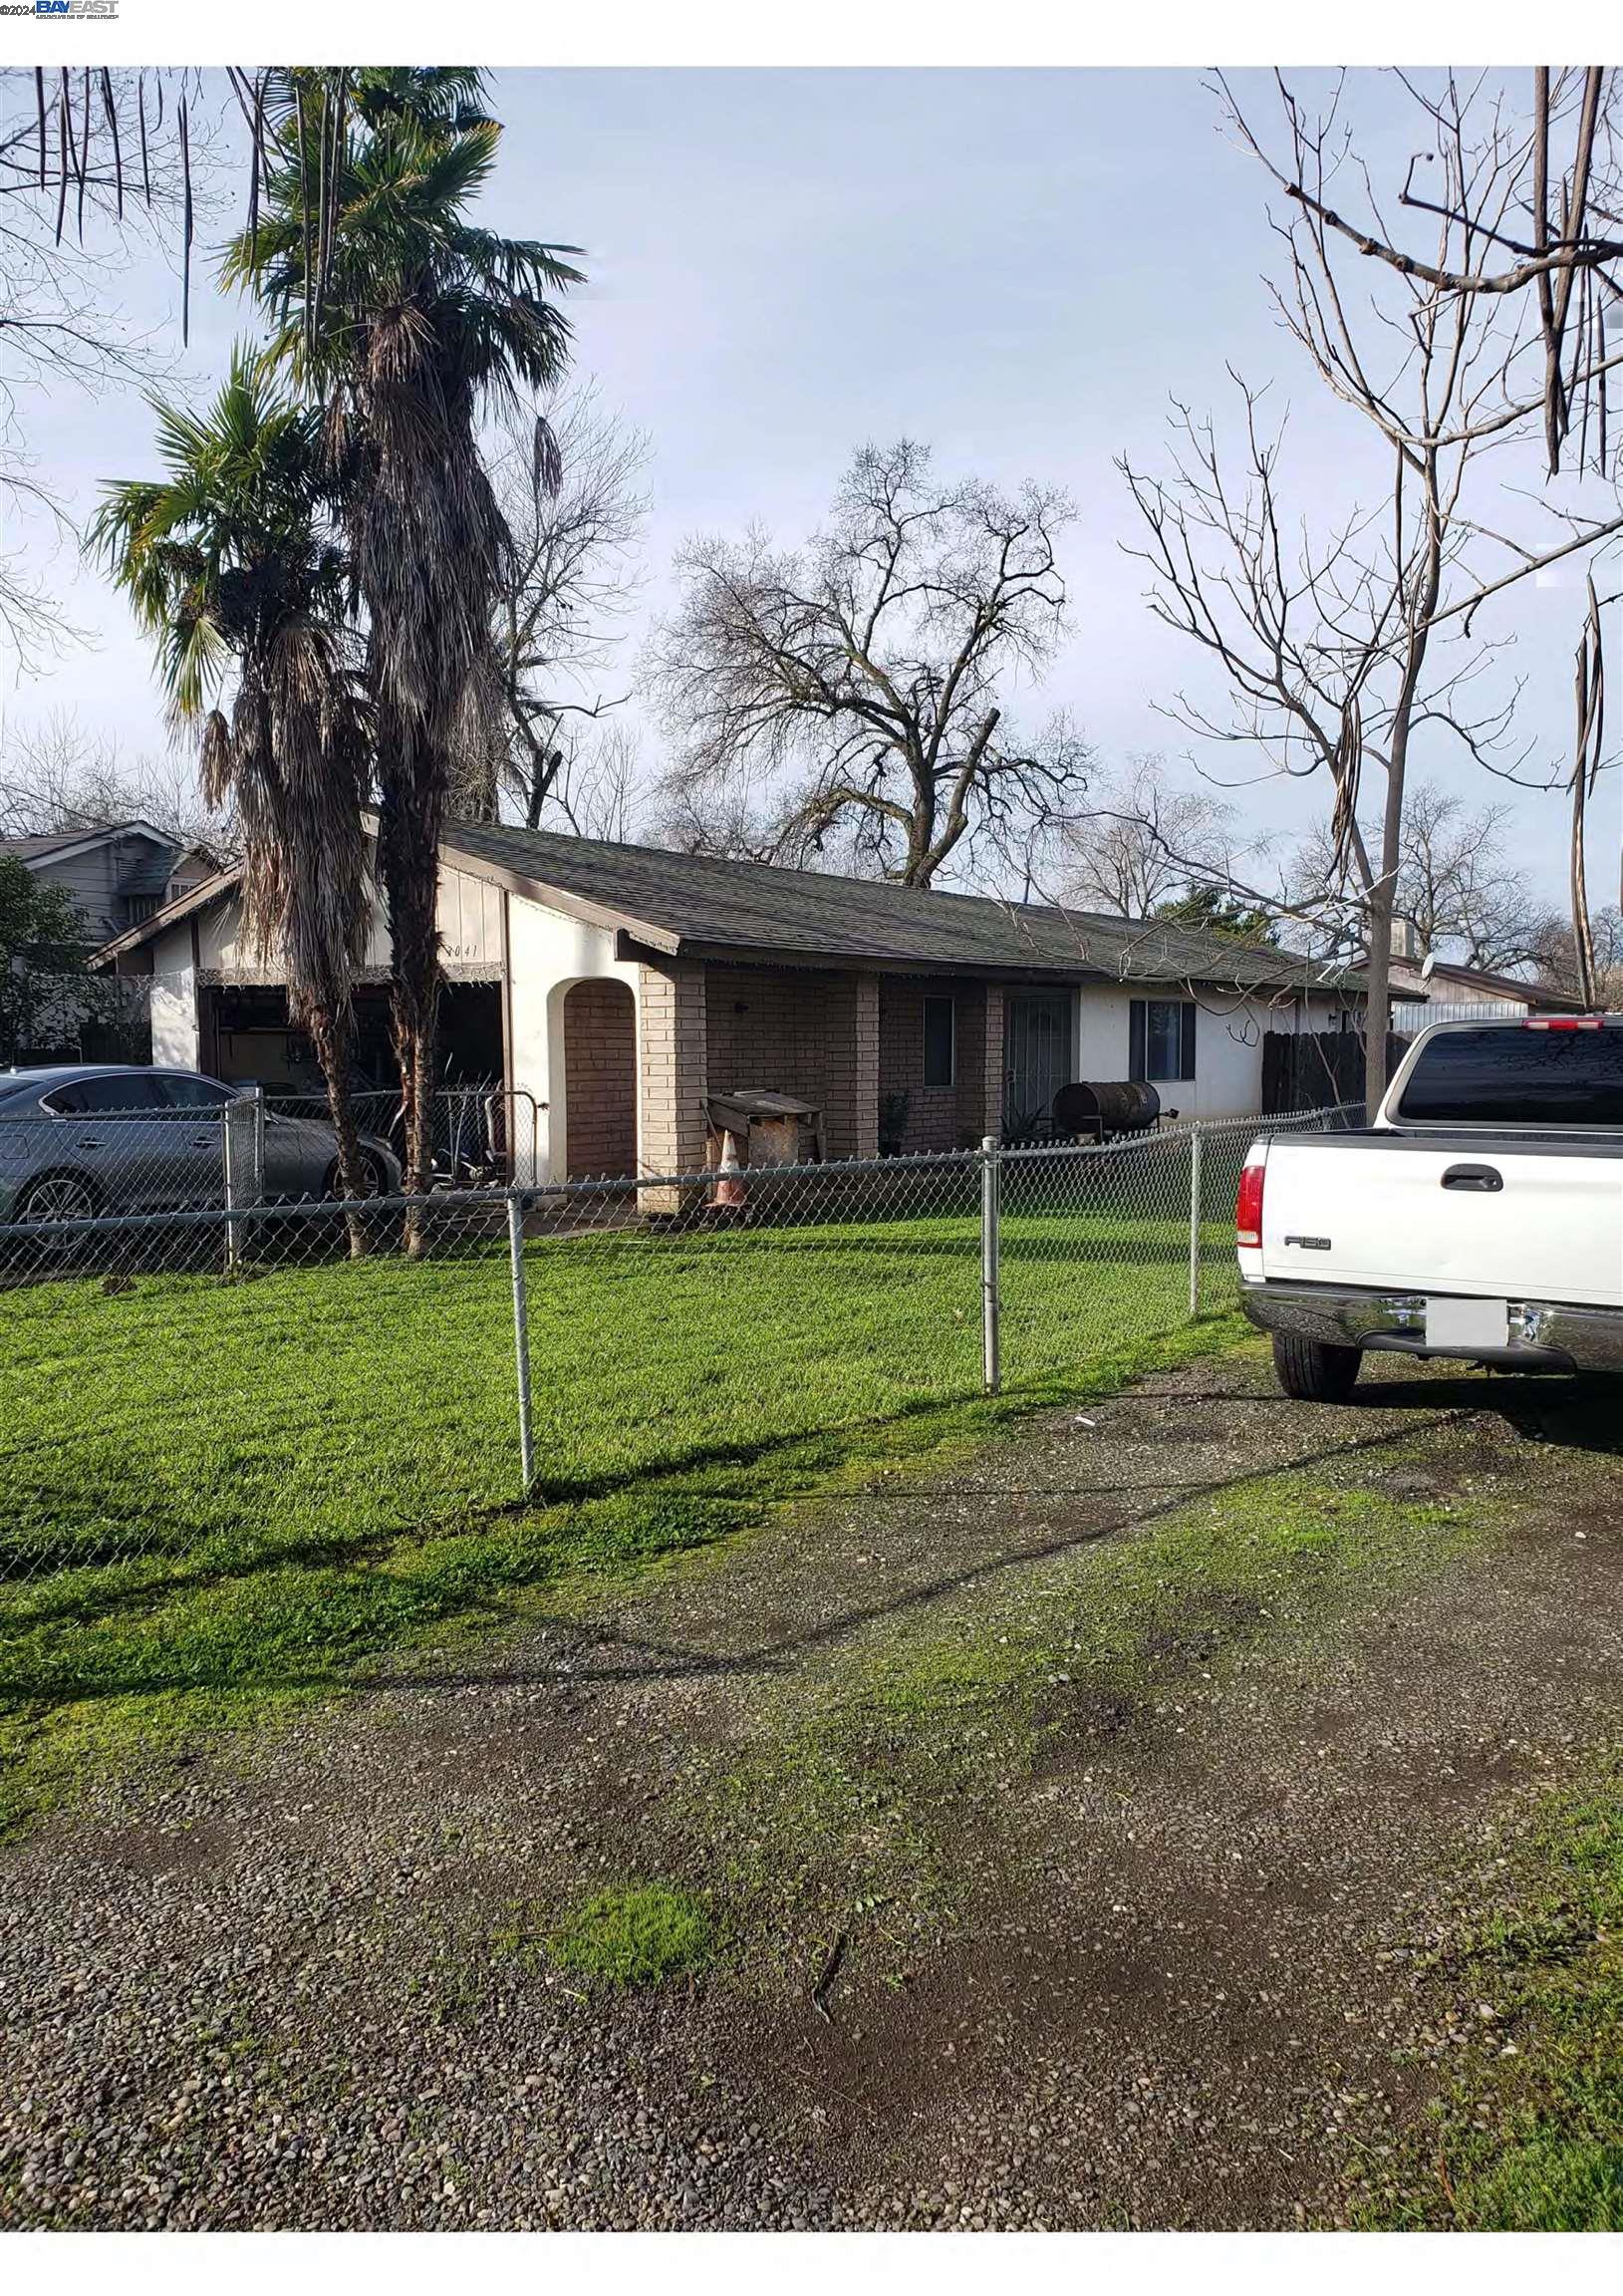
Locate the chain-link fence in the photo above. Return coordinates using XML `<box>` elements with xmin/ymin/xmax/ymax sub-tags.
<box><xmin>0</xmin><ymin>1104</ymin><xmax>1354</xmax><ymax>1592</ymax></box>
<box><xmin>264</xmin><ymin>1085</ymin><xmax>542</xmax><ymax>1187</ymax></box>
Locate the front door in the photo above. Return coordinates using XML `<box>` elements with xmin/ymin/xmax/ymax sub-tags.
<box><xmin>1003</xmin><ymin>992</ymin><xmax>1073</xmax><ymax>1137</ymax></box>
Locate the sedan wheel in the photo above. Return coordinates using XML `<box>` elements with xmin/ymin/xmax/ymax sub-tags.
<box><xmin>328</xmin><ymin>1151</ymin><xmax>385</xmax><ymax>1203</ymax></box>
<box><xmin>17</xmin><ymin>1172</ymin><xmax>99</xmax><ymax>1226</ymax></box>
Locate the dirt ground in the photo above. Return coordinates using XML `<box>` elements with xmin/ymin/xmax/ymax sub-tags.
<box><xmin>3</xmin><ymin>1340</ymin><xmax>1622</xmax><ymax>2228</ymax></box>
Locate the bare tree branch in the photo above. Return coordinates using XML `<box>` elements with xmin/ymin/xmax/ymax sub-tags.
<box><xmin>647</xmin><ymin>438</ymin><xmax>1088</xmax><ymax>886</ymax></box>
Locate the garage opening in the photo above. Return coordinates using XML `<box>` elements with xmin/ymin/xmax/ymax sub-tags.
<box><xmin>563</xmin><ymin>979</ymin><xmax>638</xmax><ymax>1180</ymax></box>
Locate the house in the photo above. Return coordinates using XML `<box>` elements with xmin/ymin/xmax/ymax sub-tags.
<box><xmin>95</xmin><ymin>818</ymin><xmax>1377</xmax><ymax>1185</ymax></box>
<box><xmin>1</xmin><ymin>822</ymin><xmax>213</xmax><ymax>946</ymax></box>
<box><xmin>1386</xmin><ymin>957</ymin><xmax>1591</xmax><ymax>1032</ymax></box>
<box><xmin>1351</xmin><ymin>926</ymin><xmax>1590</xmax><ymax>1034</ymax></box>
<box><xmin>3</xmin><ymin>822</ymin><xmax>215</xmax><ymax>1063</ymax></box>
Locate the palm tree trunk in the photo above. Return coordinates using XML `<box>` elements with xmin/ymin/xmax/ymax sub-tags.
<box><xmin>379</xmin><ymin>801</ymin><xmax>442</xmax><ymax>1257</ymax></box>
<box><xmin>307</xmin><ymin>1001</ymin><xmax>369</xmax><ymax>1259</ymax></box>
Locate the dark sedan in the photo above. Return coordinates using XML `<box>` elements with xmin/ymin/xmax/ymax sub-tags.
<box><xmin>0</xmin><ymin>1064</ymin><xmax>401</xmax><ymax>1225</ymax></box>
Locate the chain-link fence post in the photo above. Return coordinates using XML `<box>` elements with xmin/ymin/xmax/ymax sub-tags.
<box><xmin>222</xmin><ymin>1086</ymin><xmax>265</xmax><ymax>1275</ymax></box>
<box><xmin>221</xmin><ymin>1105</ymin><xmax>235</xmax><ymax>1276</ymax></box>
<box><xmin>980</xmin><ymin>1133</ymin><xmax>1001</xmax><ymax>1394</ymax></box>
<box><xmin>1187</xmin><ymin>1120</ymin><xmax>1204</xmax><ymax>1318</ymax></box>
<box><xmin>506</xmin><ymin>1189</ymin><xmax>536</xmax><ymax>1492</ymax></box>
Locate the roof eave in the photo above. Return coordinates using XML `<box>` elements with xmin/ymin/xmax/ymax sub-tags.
<box><xmin>89</xmin><ymin>866</ymin><xmax>244</xmax><ymax>969</ymax></box>
<box><xmin>435</xmin><ymin>822</ymin><xmax>683</xmax><ymax>954</ymax></box>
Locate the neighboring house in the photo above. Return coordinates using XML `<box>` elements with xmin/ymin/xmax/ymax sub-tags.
<box><xmin>0</xmin><ymin>823</ymin><xmax>212</xmax><ymax>945</ymax></box>
<box><xmin>1351</xmin><ymin>938</ymin><xmax>1591</xmax><ymax>1034</ymax></box>
<box><xmin>3</xmin><ymin>822</ymin><xmax>213</xmax><ymax>1064</ymax></box>
<box><xmin>96</xmin><ymin>819</ymin><xmax>1379</xmax><ymax>1185</ymax></box>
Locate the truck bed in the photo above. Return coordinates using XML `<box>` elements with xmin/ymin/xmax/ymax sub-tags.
<box><xmin>1247</xmin><ymin>1128</ymin><xmax>1623</xmax><ymax>1310</ymax></box>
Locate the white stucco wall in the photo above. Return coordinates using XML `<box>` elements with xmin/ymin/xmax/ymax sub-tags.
<box><xmin>1073</xmin><ymin>984</ymin><xmax>1349</xmax><ymax>1121</ymax></box>
<box><xmin>505</xmin><ymin>895</ymin><xmax>643</xmax><ymax>1184</ymax></box>
<box><xmin>144</xmin><ymin>920</ymin><xmax>201</xmax><ymax>1070</ymax></box>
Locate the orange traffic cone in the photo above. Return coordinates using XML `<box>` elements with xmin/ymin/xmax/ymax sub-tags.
<box><xmin>713</xmin><ymin>1128</ymin><xmax>747</xmax><ymax>1211</ymax></box>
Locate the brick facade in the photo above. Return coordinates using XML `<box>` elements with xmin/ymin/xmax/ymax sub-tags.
<box><xmin>636</xmin><ymin>960</ymin><xmax>708</xmax><ymax>1210</ymax></box>
<box><xmin>705</xmin><ymin>965</ymin><xmax>879</xmax><ymax>1159</ymax></box>
<box><xmin>878</xmin><ymin>976</ymin><xmax>1003</xmax><ymax>1151</ymax></box>
<box><xmin>628</xmin><ymin>959</ymin><xmax>1010</xmax><ymax>1199</ymax></box>
<box><xmin>562</xmin><ymin>978</ymin><xmax>637</xmax><ymax>1179</ymax></box>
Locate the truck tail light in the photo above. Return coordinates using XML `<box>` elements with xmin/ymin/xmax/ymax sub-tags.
<box><xmin>1523</xmin><ymin>1015</ymin><xmax>1602</xmax><ymax>1029</ymax></box>
<box><xmin>1236</xmin><ymin>1156</ymin><xmax>1265</xmax><ymax>1249</ymax></box>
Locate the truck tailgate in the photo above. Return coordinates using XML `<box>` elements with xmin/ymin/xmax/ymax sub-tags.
<box><xmin>1259</xmin><ymin>1137</ymin><xmax>1623</xmax><ymax>1308</ymax></box>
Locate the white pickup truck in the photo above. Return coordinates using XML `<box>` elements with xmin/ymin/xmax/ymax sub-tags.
<box><xmin>1236</xmin><ymin>1015</ymin><xmax>1623</xmax><ymax>1400</ymax></box>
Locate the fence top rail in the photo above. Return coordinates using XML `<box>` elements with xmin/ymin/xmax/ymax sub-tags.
<box><xmin>0</xmin><ymin>1107</ymin><xmax>1361</xmax><ymax>1244</ymax></box>
<box><xmin>999</xmin><ymin>1103</ymin><xmax>1352</xmax><ymax>1161</ymax></box>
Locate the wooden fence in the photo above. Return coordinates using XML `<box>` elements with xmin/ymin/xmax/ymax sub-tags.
<box><xmin>1261</xmin><ymin>1028</ymin><xmax>1405</xmax><ymax>1115</ymax></box>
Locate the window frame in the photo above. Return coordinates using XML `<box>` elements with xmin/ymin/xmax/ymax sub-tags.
<box><xmin>41</xmin><ymin>1074</ymin><xmax>167</xmax><ymax>1116</ymax></box>
<box><xmin>151</xmin><ymin>1073</ymin><xmax>236</xmax><ymax>1111</ymax></box>
<box><xmin>1393</xmin><ymin>1021</ymin><xmax>1623</xmax><ymax>1129</ymax></box>
<box><xmin>922</xmin><ymin>993</ymin><xmax>956</xmax><ymax>1089</ymax></box>
<box><xmin>1129</xmin><ymin>998</ymin><xmax>1198</xmax><ymax>1084</ymax></box>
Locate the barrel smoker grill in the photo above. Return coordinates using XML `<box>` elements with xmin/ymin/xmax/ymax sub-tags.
<box><xmin>1050</xmin><ymin>1079</ymin><xmax>1166</xmax><ymax>1145</ymax></box>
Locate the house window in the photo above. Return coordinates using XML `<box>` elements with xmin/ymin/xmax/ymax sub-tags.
<box><xmin>1129</xmin><ymin>998</ymin><xmax>1197</xmax><ymax>1083</ymax></box>
<box><xmin>922</xmin><ymin>995</ymin><xmax>955</xmax><ymax>1088</ymax></box>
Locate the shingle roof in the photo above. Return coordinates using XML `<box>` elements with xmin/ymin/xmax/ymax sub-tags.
<box><xmin>94</xmin><ymin>817</ymin><xmax>1386</xmax><ymax>1001</ymax></box>
<box><xmin>1</xmin><ymin>821</ymin><xmax>174</xmax><ymax>866</ymax></box>
<box><xmin>1</xmin><ymin>832</ymin><xmax>89</xmax><ymax>860</ymax></box>
<box><xmin>439</xmin><ymin>818</ymin><xmax>1371</xmax><ymax>998</ymax></box>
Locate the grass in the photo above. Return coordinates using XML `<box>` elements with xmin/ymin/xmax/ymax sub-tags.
<box><xmin>539</xmin><ymin>1882</ymin><xmax>716</xmax><ymax>1991</ymax></box>
<box><xmin>0</xmin><ymin>1180</ymin><xmax>1246</xmax><ymax>1838</ymax></box>
<box><xmin>1370</xmin><ymin>1753</ymin><xmax>1623</xmax><ymax>2230</ymax></box>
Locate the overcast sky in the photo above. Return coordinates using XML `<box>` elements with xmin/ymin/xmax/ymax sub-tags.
<box><xmin>8</xmin><ymin>66</ymin><xmax>1619</xmax><ymax>909</ymax></box>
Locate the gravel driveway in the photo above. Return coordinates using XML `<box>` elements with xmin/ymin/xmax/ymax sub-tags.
<box><xmin>3</xmin><ymin>1342</ymin><xmax>1621</xmax><ymax>2228</ymax></box>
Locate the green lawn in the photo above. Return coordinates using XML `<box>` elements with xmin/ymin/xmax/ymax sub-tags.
<box><xmin>0</xmin><ymin>1185</ymin><xmax>1239</xmax><ymax>1830</ymax></box>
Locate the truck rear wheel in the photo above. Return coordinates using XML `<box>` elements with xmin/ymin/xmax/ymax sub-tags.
<box><xmin>1271</xmin><ymin>1331</ymin><xmax>1361</xmax><ymax>1402</ymax></box>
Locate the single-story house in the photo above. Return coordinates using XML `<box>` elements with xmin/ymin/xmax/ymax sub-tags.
<box><xmin>96</xmin><ymin>819</ymin><xmax>1380</xmax><ymax>1185</ymax></box>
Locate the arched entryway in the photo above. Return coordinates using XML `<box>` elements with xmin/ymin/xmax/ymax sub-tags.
<box><xmin>562</xmin><ymin>978</ymin><xmax>638</xmax><ymax>1179</ymax></box>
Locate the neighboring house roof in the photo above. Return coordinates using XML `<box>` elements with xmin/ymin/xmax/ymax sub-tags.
<box><xmin>90</xmin><ymin>862</ymin><xmax>245</xmax><ymax>968</ymax></box>
<box><xmin>1350</xmin><ymin>955</ymin><xmax>1589</xmax><ymax>1012</ymax></box>
<box><xmin>95</xmin><ymin>818</ymin><xmax>1391</xmax><ymax>1001</ymax></box>
<box><xmin>1</xmin><ymin>820</ymin><xmax>175</xmax><ymax>871</ymax></box>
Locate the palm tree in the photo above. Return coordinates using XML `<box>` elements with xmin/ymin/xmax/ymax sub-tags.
<box><xmin>226</xmin><ymin>69</ymin><xmax>581</xmax><ymax>1240</ymax></box>
<box><xmin>90</xmin><ymin>347</ymin><xmax>376</xmax><ymax>1251</ymax></box>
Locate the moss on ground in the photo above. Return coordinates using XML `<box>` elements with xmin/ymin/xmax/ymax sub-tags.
<box><xmin>534</xmin><ymin>1883</ymin><xmax>716</xmax><ymax>1991</ymax></box>
<box><xmin>698</xmin><ymin>1450</ymin><xmax>1480</xmax><ymax>1962</ymax></box>
<box><xmin>1366</xmin><ymin>1752</ymin><xmax>1623</xmax><ymax>2230</ymax></box>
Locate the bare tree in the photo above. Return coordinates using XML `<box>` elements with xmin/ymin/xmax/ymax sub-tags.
<box><xmin>1058</xmin><ymin>756</ymin><xmax>1239</xmax><ymax>918</ymax></box>
<box><xmin>1117</xmin><ymin>61</ymin><xmax>1623</xmax><ymax>1114</ymax></box>
<box><xmin>1289</xmin><ymin>777</ymin><xmax>1542</xmax><ymax>970</ymax></box>
<box><xmin>1224</xmin><ymin>68</ymin><xmax>1623</xmax><ymax>483</ymax></box>
<box><xmin>1122</xmin><ymin>387</ymin><xmax>1528</xmax><ymax>1106</ymax></box>
<box><xmin>542</xmin><ymin>721</ymin><xmax>646</xmax><ymax>845</ymax></box>
<box><xmin>0</xmin><ymin>712</ymin><xmax>226</xmax><ymax>854</ymax></box>
<box><xmin>1217</xmin><ymin>73</ymin><xmax>1623</xmax><ymax>614</ymax></box>
<box><xmin>647</xmin><ymin>440</ymin><xmax>1088</xmax><ymax>888</ymax></box>
<box><xmin>463</xmin><ymin>382</ymin><xmax>651</xmax><ymax>826</ymax></box>
<box><xmin>1529</xmin><ymin>902</ymin><xmax>1623</xmax><ymax>1004</ymax></box>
